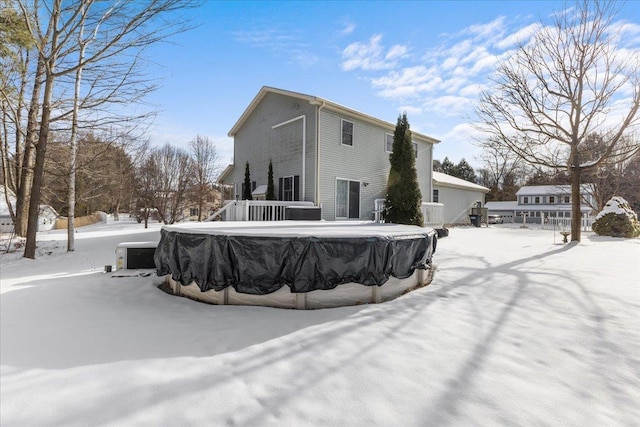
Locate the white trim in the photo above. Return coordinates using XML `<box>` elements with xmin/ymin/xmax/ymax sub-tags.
<box><xmin>340</xmin><ymin>118</ymin><xmax>354</xmax><ymax>147</ymax></box>
<box><xmin>273</xmin><ymin>115</ymin><xmax>306</xmax><ymax>200</ymax></box>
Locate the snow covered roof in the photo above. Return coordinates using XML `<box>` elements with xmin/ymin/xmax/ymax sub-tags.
<box><xmin>252</xmin><ymin>184</ymin><xmax>268</xmax><ymax>196</ymax></box>
<box><xmin>432</xmin><ymin>172</ymin><xmax>489</xmax><ymax>193</ymax></box>
<box><xmin>516</xmin><ymin>184</ymin><xmax>595</xmax><ymax>196</ymax></box>
<box><xmin>485</xmin><ymin>201</ymin><xmax>519</xmax><ymax>211</ymax></box>
<box><xmin>485</xmin><ymin>200</ymin><xmax>591</xmax><ymax>212</ymax></box>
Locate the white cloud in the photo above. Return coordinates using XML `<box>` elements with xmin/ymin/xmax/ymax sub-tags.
<box><xmin>464</xmin><ymin>16</ymin><xmax>506</xmax><ymax>39</ymax></box>
<box><xmin>428</xmin><ymin>96</ymin><xmax>474</xmax><ymax>117</ymax></box>
<box><xmin>340</xmin><ymin>22</ymin><xmax>356</xmax><ymax>36</ymax></box>
<box><xmin>495</xmin><ymin>23</ymin><xmax>540</xmax><ymax>49</ymax></box>
<box><xmin>371</xmin><ymin>66</ymin><xmax>443</xmax><ymax>99</ymax></box>
<box><xmin>341</xmin><ymin>34</ymin><xmax>408</xmax><ymax>71</ymax></box>
<box><xmin>386</xmin><ymin>44</ymin><xmax>409</xmax><ymax>60</ymax></box>
<box><xmin>399</xmin><ymin>105</ymin><xmax>423</xmax><ymax>116</ymax></box>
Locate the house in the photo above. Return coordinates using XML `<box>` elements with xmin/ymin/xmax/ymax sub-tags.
<box><xmin>432</xmin><ymin>172</ymin><xmax>490</xmax><ymax>225</ymax></box>
<box><xmin>0</xmin><ymin>187</ymin><xmax>59</xmax><ymax>232</ymax></box>
<box><xmin>485</xmin><ymin>184</ymin><xmax>595</xmax><ymax>224</ymax></box>
<box><xmin>219</xmin><ymin>86</ymin><xmax>440</xmax><ymax>221</ymax></box>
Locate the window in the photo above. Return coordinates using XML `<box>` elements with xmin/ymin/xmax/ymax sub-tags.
<box><xmin>278</xmin><ymin>176</ymin><xmax>300</xmax><ymax>201</ymax></box>
<box><xmin>341</xmin><ymin>119</ymin><xmax>354</xmax><ymax>146</ymax></box>
<box><xmin>385</xmin><ymin>134</ymin><xmax>417</xmax><ymax>157</ymax></box>
<box><xmin>534</xmin><ymin>196</ymin><xmax>540</xmax><ymax>204</ymax></box>
<box><xmin>282</xmin><ymin>176</ymin><xmax>293</xmax><ymax>201</ymax></box>
<box><xmin>189</xmin><ymin>208</ymin><xmax>199</xmax><ymax>217</ymax></box>
<box><xmin>433</xmin><ymin>189</ymin><xmax>439</xmax><ymax>203</ymax></box>
<box><xmin>523</xmin><ymin>196</ymin><xmax>529</xmax><ymax>204</ymax></box>
<box><xmin>336</xmin><ymin>179</ymin><xmax>360</xmax><ymax>219</ymax></box>
<box><xmin>385</xmin><ymin>133</ymin><xmax>393</xmax><ymax>152</ymax></box>
<box><xmin>549</xmin><ymin>196</ymin><xmax>555</xmax><ymax>204</ymax></box>
<box><xmin>563</xmin><ymin>195</ymin><xmax>570</xmax><ymax>203</ymax></box>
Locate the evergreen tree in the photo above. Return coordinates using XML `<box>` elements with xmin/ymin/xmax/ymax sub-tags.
<box><xmin>384</xmin><ymin>113</ymin><xmax>423</xmax><ymax>226</ymax></box>
<box><xmin>454</xmin><ymin>158</ymin><xmax>478</xmax><ymax>183</ymax></box>
<box><xmin>243</xmin><ymin>161</ymin><xmax>253</xmax><ymax>200</ymax></box>
<box><xmin>441</xmin><ymin>157</ymin><xmax>455</xmax><ymax>175</ymax></box>
<box><xmin>266</xmin><ymin>160</ymin><xmax>276</xmax><ymax>200</ymax></box>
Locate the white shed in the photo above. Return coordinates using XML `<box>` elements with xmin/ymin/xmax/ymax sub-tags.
<box><xmin>0</xmin><ymin>187</ymin><xmax>59</xmax><ymax>232</ymax></box>
<box><xmin>432</xmin><ymin>172</ymin><xmax>490</xmax><ymax>225</ymax></box>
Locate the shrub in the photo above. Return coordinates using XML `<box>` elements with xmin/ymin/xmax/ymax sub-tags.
<box><xmin>591</xmin><ymin>196</ymin><xmax>640</xmax><ymax>238</ymax></box>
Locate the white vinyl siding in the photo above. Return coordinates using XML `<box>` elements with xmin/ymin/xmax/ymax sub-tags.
<box><xmin>227</xmin><ymin>92</ymin><xmax>317</xmax><ymax>203</ymax></box>
<box><xmin>318</xmin><ymin>109</ymin><xmax>433</xmax><ymax>221</ymax></box>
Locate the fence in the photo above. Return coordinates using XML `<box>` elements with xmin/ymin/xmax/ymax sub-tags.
<box><xmin>207</xmin><ymin>200</ymin><xmax>315</xmax><ymax>222</ymax></box>
<box><xmin>544</xmin><ymin>215</ymin><xmax>593</xmax><ymax>232</ymax></box>
<box><xmin>374</xmin><ymin>199</ymin><xmax>444</xmax><ymax>229</ymax></box>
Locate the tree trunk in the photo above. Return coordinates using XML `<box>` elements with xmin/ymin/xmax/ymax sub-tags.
<box><xmin>15</xmin><ymin>55</ymin><xmax>45</xmax><ymax>238</ymax></box>
<box><xmin>570</xmin><ymin>163</ymin><xmax>582</xmax><ymax>242</ymax></box>
<box><xmin>67</xmin><ymin>7</ymin><xmax>87</xmax><ymax>252</ymax></box>
<box><xmin>23</xmin><ymin>89</ymin><xmax>54</xmax><ymax>258</ymax></box>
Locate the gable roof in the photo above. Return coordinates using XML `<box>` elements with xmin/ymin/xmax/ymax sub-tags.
<box><xmin>433</xmin><ymin>172</ymin><xmax>489</xmax><ymax>193</ymax></box>
<box><xmin>228</xmin><ymin>86</ymin><xmax>440</xmax><ymax>144</ymax></box>
<box><xmin>516</xmin><ymin>184</ymin><xmax>595</xmax><ymax>196</ymax></box>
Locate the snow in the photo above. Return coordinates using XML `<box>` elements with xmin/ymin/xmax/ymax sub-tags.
<box><xmin>595</xmin><ymin>196</ymin><xmax>639</xmax><ymax>221</ymax></box>
<box><xmin>432</xmin><ymin>171</ymin><xmax>489</xmax><ymax>192</ymax></box>
<box><xmin>161</xmin><ymin>220</ymin><xmax>431</xmax><ymax>238</ymax></box>
<box><xmin>1</xmin><ymin>219</ymin><xmax>639</xmax><ymax>426</ymax></box>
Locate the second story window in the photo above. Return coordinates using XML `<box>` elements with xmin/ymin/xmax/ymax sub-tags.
<box><xmin>385</xmin><ymin>133</ymin><xmax>393</xmax><ymax>152</ymax></box>
<box><xmin>433</xmin><ymin>189</ymin><xmax>439</xmax><ymax>203</ymax></box>
<box><xmin>563</xmin><ymin>195</ymin><xmax>570</xmax><ymax>203</ymax></box>
<box><xmin>549</xmin><ymin>196</ymin><xmax>555</xmax><ymax>204</ymax></box>
<box><xmin>534</xmin><ymin>196</ymin><xmax>540</xmax><ymax>204</ymax></box>
<box><xmin>413</xmin><ymin>142</ymin><xmax>418</xmax><ymax>158</ymax></box>
<box><xmin>523</xmin><ymin>196</ymin><xmax>529</xmax><ymax>204</ymax></box>
<box><xmin>341</xmin><ymin>119</ymin><xmax>354</xmax><ymax>146</ymax></box>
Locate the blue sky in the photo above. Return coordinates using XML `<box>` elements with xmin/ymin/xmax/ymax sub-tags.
<box><xmin>144</xmin><ymin>0</ymin><xmax>640</xmax><ymax>169</ymax></box>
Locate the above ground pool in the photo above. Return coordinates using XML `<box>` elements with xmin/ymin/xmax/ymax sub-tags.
<box><xmin>155</xmin><ymin>221</ymin><xmax>437</xmax><ymax>309</ymax></box>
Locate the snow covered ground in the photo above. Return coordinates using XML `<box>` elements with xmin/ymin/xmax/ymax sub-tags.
<box><xmin>1</xmin><ymin>219</ymin><xmax>639</xmax><ymax>426</ymax></box>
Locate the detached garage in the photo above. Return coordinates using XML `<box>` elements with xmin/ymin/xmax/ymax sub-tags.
<box><xmin>432</xmin><ymin>172</ymin><xmax>489</xmax><ymax>225</ymax></box>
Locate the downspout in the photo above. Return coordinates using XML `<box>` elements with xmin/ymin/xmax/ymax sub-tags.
<box><xmin>429</xmin><ymin>144</ymin><xmax>434</xmax><ymax>202</ymax></box>
<box><xmin>315</xmin><ymin>100</ymin><xmax>326</xmax><ymax>205</ymax></box>
<box><xmin>272</xmin><ymin>115</ymin><xmax>306</xmax><ymax>200</ymax></box>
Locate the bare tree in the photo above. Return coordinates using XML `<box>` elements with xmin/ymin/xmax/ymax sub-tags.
<box><xmin>475</xmin><ymin>0</ymin><xmax>640</xmax><ymax>241</ymax></box>
<box><xmin>476</xmin><ymin>137</ymin><xmax>525</xmax><ymax>201</ymax></box>
<box><xmin>149</xmin><ymin>143</ymin><xmax>193</xmax><ymax>224</ymax></box>
<box><xmin>5</xmin><ymin>0</ymin><xmax>195</xmax><ymax>258</ymax></box>
<box><xmin>190</xmin><ymin>135</ymin><xmax>221</xmax><ymax>221</ymax></box>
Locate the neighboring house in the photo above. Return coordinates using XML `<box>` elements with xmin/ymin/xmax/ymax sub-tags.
<box><xmin>432</xmin><ymin>172</ymin><xmax>490</xmax><ymax>225</ymax></box>
<box><xmin>219</xmin><ymin>86</ymin><xmax>440</xmax><ymax>221</ymax></box>
<box><xmin>0</xmin><ymin>187</ymin><xmax>59</xmax><ymax>232</ymax></box>
<box><xmin>485</xmin><ymin>184</ymin><xmax>595</xmax><ymax>224</ymax></box>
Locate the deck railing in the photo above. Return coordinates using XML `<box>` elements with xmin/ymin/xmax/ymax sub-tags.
<box><xmin>374</xmin><ymin>199</ymin><xmax>444</xmax><ymax>229</ymax></box>
<box><xmin>206</xmin><ymin>200</ymin><xmax>315</xmax><ymax>222</ymax></box>
<box><xmin>422</xmin><ymin>202</ymin><xmax>445</xmax><ymax>229</ymax></box>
